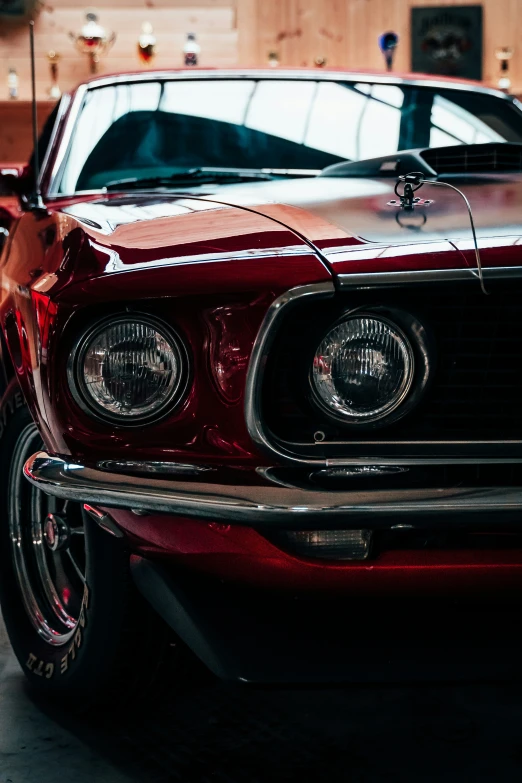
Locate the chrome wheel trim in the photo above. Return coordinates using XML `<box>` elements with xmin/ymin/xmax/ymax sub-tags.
<box><xmin>8</xmin><ymin>424</ymin><xmax>86</xmax><ymax>646</ymax></box>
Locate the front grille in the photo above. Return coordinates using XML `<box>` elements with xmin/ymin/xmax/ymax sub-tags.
<box><xmin>421</xmin><ymin>142</ymin><xmax>522</xmax><ymax>174</ymax></box>
<box><xmin>262</xmin><ymin>280</ymin><xmax>522</xmax><ymax>456</ymax></box>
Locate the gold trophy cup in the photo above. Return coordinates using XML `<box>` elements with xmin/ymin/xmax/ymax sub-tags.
<box><xmin>70</xmin><ymin>11</ymin><xmax>116</xmax><ymax>74</ymax></box>
<box><xmin>495</xmin><ymin>47</ymin><xmax>514</xmax><ymax>92</ymax></box>
<box><xmin>138</xmin><ymin>22</ymin><xmax>156</xmax><ymax>65</ymax></box>
<box><xmin>47</xmin><ymin>50</ymin><xmax>61</xmax><ymax>99</ymax></box>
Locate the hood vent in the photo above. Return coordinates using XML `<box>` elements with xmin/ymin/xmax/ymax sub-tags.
<box><xmin>421</xmin><ymin>142</ymin><xmax>522</xmax><ymax>174</ymax></box>
<box><xmin>322</xmin><ymin>142</ymin><xmax>522</xmax><ymax>179</ymax></box>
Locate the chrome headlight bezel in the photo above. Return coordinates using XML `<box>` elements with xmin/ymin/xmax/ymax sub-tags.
<box><xmin>309</xmin><ymin>307</ymin><xmax>433</xmax><ymax>429</ymax></box>
<box><xmin>67</xmin><ymin>313</ymin><xmax>190</xmax><ymax>427</ymax></box>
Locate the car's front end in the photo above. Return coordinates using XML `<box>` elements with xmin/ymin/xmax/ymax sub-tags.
<box><xmin>3</xmin><ymin>69</ymin><xmax>522</xmax><ymax>698</ymax></box>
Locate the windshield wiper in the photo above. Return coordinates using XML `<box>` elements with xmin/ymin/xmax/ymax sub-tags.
<box><xmin>104</xmin><ymin>166</ymin><xmax>318</xmax><ymax>191</ymax></box>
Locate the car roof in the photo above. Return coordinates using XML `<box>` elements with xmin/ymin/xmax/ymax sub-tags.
<box><xmin>73</xmin><ymin>68</ymin><xmax>509</xmax><ymax>101</ymax></box>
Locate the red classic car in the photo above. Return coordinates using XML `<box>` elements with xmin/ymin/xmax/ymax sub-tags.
<box><xmin>2</xmin><ymin>69</ymin><xmax>522</xmax><ymax>705</ymax></box>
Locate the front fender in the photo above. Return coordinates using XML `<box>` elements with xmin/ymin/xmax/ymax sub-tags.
<box><xmin>0</xmin><ymin>196</ymin><xmax>331</xmax><ymax>465</ymax></box>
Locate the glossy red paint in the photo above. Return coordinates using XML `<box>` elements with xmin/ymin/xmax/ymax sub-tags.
<box><xmin>322</xmin><ymin>239</ymin><xmax>522</xmax><ymax>278</ymax></box>
<box><xmin>4</xmin><ymin>177</ymin><xmax>522</xmax><ymax>464</ymax></box>
<box><xmin>0</xmin><ymin>196</ymin><xmax>24</xmax><ymax>234</ymax></box>
<box><xmin>220</xmin><ymin>175</ymin><xmax>522</xmax><ymax>278</ymax></box>
<box><xmin>3</xmin><ymin>69</ymin><xmax>522</xmax><ymax>602</ymax></box>
<box><xmin>107</xmin><ymin>508</ymin><xmax>522</xmax><ymax>595</ymax></box>
<box><xmin>1</xmin><ymin>195</ymin><xmax>330</xmax><ymax>461</ymax></box>
<box><xmin>0</xmin><ymin>164</ymin><xmax>32</xmax><ymax>231</ymax></box>
<box><xmin>205</xmin><ymin>302</ymin><xmax>259</xmax><ymax>404</ymax></box>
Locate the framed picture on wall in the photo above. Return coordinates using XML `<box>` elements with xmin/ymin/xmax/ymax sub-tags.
<box><xmin>411</xmin><ymin>5</ymin><xmax>483</xmax><ymax>80</ymax></box>
<box><xmin>0</xmin><ymin>0</ymin><xmax>38</xmax><ymax>22</ymax></box>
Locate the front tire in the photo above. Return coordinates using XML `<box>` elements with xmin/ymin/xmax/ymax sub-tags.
<box><xmin>0</xmin><ymin>406</ymin><xmax>170</xmax><ymax>709</ymax></box>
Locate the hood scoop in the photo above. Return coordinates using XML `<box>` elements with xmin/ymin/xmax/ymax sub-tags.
<box><xmin>322</xmin><ymin>142</ymin><xmax>522</xmax><ymax>179</ymax></box>
<box><xmin>421</xmin><ymin>142</ymin><xmax>522</xmax><ymax>174</ymax></box>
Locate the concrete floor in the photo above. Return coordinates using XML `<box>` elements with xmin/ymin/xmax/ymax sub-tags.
<box><xmin>0</xmin><ymin>615</ymin><xmax>137</xmax><ymax>783</ymax></box>
<box><xmin>3</xmin><ymin>607</ymin><xmax>522</xmax><ymax>782</ymax></box>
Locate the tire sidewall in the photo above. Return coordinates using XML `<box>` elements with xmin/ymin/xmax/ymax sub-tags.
<box><xmin>0</xmin><ymin>405</ymin><xmax>134</xmax><ymax>702</ymax></box>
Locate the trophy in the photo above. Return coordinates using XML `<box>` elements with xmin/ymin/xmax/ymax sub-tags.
<box><xmin>7</xmin><ymin>67</ymin><xmax>18</xmax><ymax>99</ymax></box>
<box><xmin>70</xmin><ymin>11</ymin><xmax>116</xmax><ymax>74</ymax></box>
<box><xmin>138</xmin><ymin>22</ymin><xmax>156</xmax><ymax>65</ymax></box>
<box><xmin>495</xmin><ymin>47</ymin><xmax>514</xmax><ymax>91</ymax></box>
<box><xmin>183</xmin><ymin>33</ymin><xmax>200</xmax><ymax>67</ymax></box>
<box><xmin>47</xmin><ymin>50</ymin><xmax>61</xmax><ymax>99</ymax></box>
<box><xmin>378</xmin><ymin>31</ymin><xmax>399</xmax><ymax>72</ymax></box>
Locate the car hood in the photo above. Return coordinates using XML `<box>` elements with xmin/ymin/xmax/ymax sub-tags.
<box><xmin>62</xmin><ymin>173</ymin><xmax>522</xmax><ymax>248</ymax></box>
<box><xmin>57</xmin><ymin>172</ymin><xmax>522</xmax><ymax>290</ymax></box>
<box><xmin>52</xmin><ymin>193</ymin><xmax>331</xmax><ymax>300</ymax></box>
<box><xmin>205</xmin><ymin>173</ymin><xmax>522</xmax><ymax>246</ymax></box>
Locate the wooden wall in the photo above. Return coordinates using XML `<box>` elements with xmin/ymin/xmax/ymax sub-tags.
<box><xmin>239</xmin><ymin>0</ymin><xmax>522</xmax><ymax>92</ymax></box>
<box><xmin>0</xmin><ymin>100</ymin><xmax>54</xmax><ymax>161</ymax></box>
<box><xmin>1</xmin><ymin>0</ymin><xmax>522</xmax><ymax>101</ymax></box>
<box><xmin>0</xmin><ymin>0</ymin><xmax>238</xmax><ymax>101</ymax></box>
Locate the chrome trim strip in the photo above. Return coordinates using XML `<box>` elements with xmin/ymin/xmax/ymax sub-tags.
<box><xmin>47</xmin><ymin>84</ymin><xmax>88</xmax><ymax>196</ymax></box>
<box><xmin>102</xmin><ymin>245</ymin><xmax>316</xmax><ymax>273</ymax></box>
<box><xmin>38</xmin><ymin>94</ymin><xmax>70</xmax><ymax>191</ymax></box>
<box><xmin>326</xmin><ymin>455</ymin><xmax>522</xmax><ymax>465</ymax></box>
<box><xmin>338</xmin><ymin>266</ymin><xmax>522</xmax><ymax>288</ymax></box>
<box><xmin>24</xmin><ymin>452</ymin><xmax>522</xmax><ymax>528</ymax></box>
<box><xmin>96</xmin><ymin>460</ymin><xmax>214</xmax><ymax>476</ymax></box>
<box><xmin>244</xmin><ymin>282</ymin><xmax>335</xmax><ymax>467</ymax></box>
<box><xmin>78</xmin><ymin>69</ymin><xmax>513</xmax><ymax>99</ymax></box>
<box><xmin>83</xmin><ymin>503</ymin><xmax>124</xmax><ymax>538</ymax></box>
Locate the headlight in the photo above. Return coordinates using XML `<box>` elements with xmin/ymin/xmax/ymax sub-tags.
<box><xmin>68</xmin><ymin>315</ymin><xmax>189</xmax><ymax>425</ymax></box>
<box><xmin>311</xmin><ymin>313</ymin><xmax>414</xmax><ymax>424</ymax></box>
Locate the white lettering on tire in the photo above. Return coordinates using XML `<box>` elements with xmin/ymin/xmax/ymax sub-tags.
<box><xmin>26</xmin><ymin>654</ymin><xmax>55</xmax><ymax>680</ymax></box>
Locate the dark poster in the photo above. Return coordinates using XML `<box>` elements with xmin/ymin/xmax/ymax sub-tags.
<box><xmin>0</xmin><ymin>0</ymin><xmax>37</xmax><ymax>20</ymax></box>
<box><xmin>411</xmin><ymin>5</ymin><xmax>483</xmax><ymax>80</ymax></box>
<box><xmin>0</xmin><ymin>0</ymin><xmax>26</xmax><ymax>15</ymax></box>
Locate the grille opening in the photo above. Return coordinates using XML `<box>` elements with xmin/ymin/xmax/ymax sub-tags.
<box><xmin>262</xmin><ymin>280</ymin><xmax>522</xmax><ymax>455</ymax></box>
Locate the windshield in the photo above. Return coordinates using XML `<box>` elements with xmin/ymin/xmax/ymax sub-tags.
<box><xmin>54</xmin><ymin>78</ymin><xmax>522</xmax><ymax>194</ymax></box>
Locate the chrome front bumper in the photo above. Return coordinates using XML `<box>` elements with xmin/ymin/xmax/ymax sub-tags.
<box><xmin>23</xmin><ymin>452</ymin><xmax>522</xmax><ymax>529</ymax></box>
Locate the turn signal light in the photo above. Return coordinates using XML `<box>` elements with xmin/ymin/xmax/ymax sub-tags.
<box><xmin>280</xmin><ymin>529</ymin><xmax>372</xmax><ymax>561</ymax></box>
